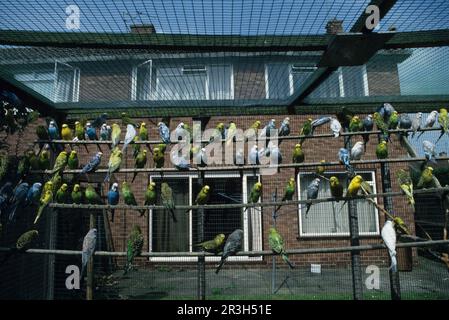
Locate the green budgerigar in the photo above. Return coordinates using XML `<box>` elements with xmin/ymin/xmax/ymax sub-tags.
<box><xmin>276</xmin><ymin>178</ymin><xmax>295</xmax><ymax>212</ymax></box>
<box><xmin>38</xmin><ymin>149</ymin><xmax>51</xmax><ymax>170</ymax></box>
<box><xmin>71</xmin><ymin>184</ymin><xmax>83</xmax><ymax>204</ymax></box>
<box><xmin>105</xmin><ymin>147</ymin><xmax>122</xmax><ymax>182</ymax></box>
<box><xmin>1</xmin><ymin>230</ymin><xmax>39</xmax><ymax>265</ymax></box>
<box><xmin>50</xmin><ymin>151</ymin><xmax>68</xmax><ymax>175</ymax></box>
<box><xmin>376</xmin><ymin>140</ymin><xmax>388</xmax><ymax>159</ymax></box>
<box><xmin>292</xmin><ymin>144</ymin><xmax>305</xmax><ymax>163</ymax></box>
<box><xmin>34</xmin><ymin>190</ymin><xmax>52</xmax><ymax>224</ymax></box>
<box><xmin>268</xmin><ymin>227</ymin><xmax>294</xmax><ymax>269</ymax></box>
<box><xmin>144</xmin><ymin>182</ymin><xmax>157</xmax><ymax>206</ymax></box>
<box><xmin>131</xmin><ymin>149</ymin><xmax>148</xmax><ymax>183</ymax></box>
<box><xmin>123</xmin><ymin>225</ymin><xmax>144</xmax><ymax>275</ymax></box>
<box><xmin>111</xmin><ymin>123</ymin><xmax>121</xmax><ymax>149</ymax></box>
<box><xmin>55</xmin><ymin>183</ymin><xmax>69</xmax><ymax>204</ymax></box>
<box><xmin>161</xmin><ymin>182</ymin><xmax>176</xmax><ymax>222</ymax></box>
<box><xmin>396</xmin><ymin>169</ymin><xmax>414</xmax><ymax>211</ymax></box>
<box><xmin>244</xmin><ymin>182</ymin><xmax>262</xmax><ymax>211</ymax></box>
<box><xmin>67</xmin><ymin>150</ymin><xmax>79</xmax><ymax>170</ymax></box>
<box><xmin>139</xmin><ymin>122</ymin><xmax>148</xmax><ymax>141</ymax></box>
<box><xmin>329</xmin><ymin>176</ymin><xmax>344</xmax><ymax>200</ymax></box>
<box><xmin>195</xmin><ymin>233</ymin><xmax>225</xmax><ymax>254</ymax></box>
<box><xmin>373</xmin><ymin>112</ymin><xmax>390</xmax><ymax>141</ymax></box>
<box><xmin>417</xmin><ymin>166</ymin><xmax>434</xmax><ymax>189</ymax></box>
<box><xmin>436</xmin><ymin>108</ymin><xmax>448</xmax><ymax>143</ymax></box>
<box><xmin>186</xmin><ymin>185</ymin><xmax>211</xmax><ymax>213</ymax></box>
<box><xmin>316</xmin><ymin>159</ymin><xmax>326</xmax><ymax>176</ymax></box>
<box><xmin>349</xmin><ymin>116</ymin><xmax>363</xmax><ymax>132</ymax></box>
<box><xmin>388</xmin><ymin>111</ymin><xmax>399</xmax><ymax>130</ymax></box>
<box><xmin>122</xmin><ymin>181</ymin><xmax>146</xmax><ymax>216</ymax></box>
<box><xmin>85</xmin><ymin>184</ymin><xmax>102</xmax><ymax>204</ymax></box>
<box><xmin>153</xmin><ymin>147</ymin><xmax>165</xmax><ymax>168</ymax></box>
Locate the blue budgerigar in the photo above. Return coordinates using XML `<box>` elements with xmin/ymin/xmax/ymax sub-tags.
<box><xmin>100</xmin><ymin>123</ymin><xmax>111</xmax><ymax>141</ymax></box>
<box><xmin>278</xmin><ymin>117</ymin><xmax>290</xmax><ymax>137</ymax></box>
<box><xmin>25</xmin><ymin>182</ymin><xmax>42</xmax><ymax>207</ymax></box>
<box><xmin>85</xmin><ymin>122</ymin><xmax>98</xmax><ymax>140</ymax></box>
<box><xmin>304</xmin><ymin>178</ymin><xmax>320</xmax><ymax>216</ymax></box>
<box><xmin>7</xmin><ymin>182</ymin><xmax>29</xmax><ymax>222</ymax></box>
<box><xmin>107</xmin><ymin>182</ymin><xmax>119</xmax><ymax>222</ymax></box>
<box><xmin>81</xmin><ymin>152</ymin><xmax>103</xmax><ymax>174</ymax></box>
<box><xmin>158</xmin><ymin>122</ymin><xmax>171</xmax><ymax>144</ymax></box>
<box><xmin>311</xmin><ymin>116</ymin><xmax>332</xmax><ymax>134</ymax></box>
<box><xmin>81</xmin><ymin>228</ymin><xmax>97</xmax><ymax>277</ymax></box>
<box><xmin>338</xmin><ymin>148</ymin><xmax>353</xmax><ymax>174</ymax></box>
<box><xmin>362</xmin><ymin>114</ymin><xmax>374</xmax><ymax>145</ymax></box>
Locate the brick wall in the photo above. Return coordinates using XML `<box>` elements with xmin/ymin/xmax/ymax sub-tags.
<box><xmin>3</xmin><ymin>113</ymin><xmax>417</xmax><ymax>271</ymax></box>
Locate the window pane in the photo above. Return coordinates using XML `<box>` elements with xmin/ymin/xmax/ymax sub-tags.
<box><xmin>15</xmin><ymin>71</ymin><xmax>55</xmax><ymax>101</ymax></box>
<box><xmin>151</xmin><ymin>177</ymin><xmax>190</xmax><ymax>252</ymax></box>
<box><xmin>292</xmin><ymin>70</ymin><xmax>313</xmax><ymax>93</ymax></box>
<box><xmin>246</xmin><ymin>175</ymin><xmax>261</xmax><ymax>251</ymax></box>
<box><xmin>55</xmin><ymin>69</ymin><xmax>74</xmax><ymax>102</ymax></box>
<box><xmin>155</xmin><ymin>66</ymin><xmax>207</xmax><ymax>100</ymax></box>
<box><xmin>299</xmin><ymin>172</ymin><xmax>377</xmax><ymax>235</ymax></box>
<box><xmin>191</xmin><ymin>177</ymin><xmax>243</xmax><ymax>247</ymax></box>
<box><xmin>208</xmin><ymin>65</ymin><xmax>232</xmax><ymax>100</ymax></box>
<box><xmin>266</xmin><ymin>64</ymin><xmax>290</xmax><ymax>99</ymax></box>
<box><xmin>136</xmin><ymin>64</ymin><xmax>152</xmax><ymax>100</ymax></box>
<box><xmin>341</xmin><ymin>66</ymin><xmax>366</xmax><ymax>97</ymax></box>
<box><xmin>309</xmin><ymin>70</ymin><xmax>341</xmax><ymax>98</ymax></box>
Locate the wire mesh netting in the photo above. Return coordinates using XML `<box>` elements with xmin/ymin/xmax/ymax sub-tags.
<box><xmin>0</xmin><ymin>0</ymin><xmax>449</xmax><ymax>301</ymax></box>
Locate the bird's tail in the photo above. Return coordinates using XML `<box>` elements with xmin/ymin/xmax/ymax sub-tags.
<box><xmin>80</xmin><ymin>264</ymin><xmax>86</xmax><ymax>279</ymax></box>
<box><xmin>362</xmin><ymin>133</ymin><xmax>369</xmax><ymax>146</ymax></box>
<box><xmin>435</xmin><ymin>131</ymin><xmax>445</xmax><ymax>144</ymax></box>
<box><xmin>305</xmin><ymin>203</ymin><xmax>312</xmax><ymax>217</ymax></box>
<box><xmin>110</xmin><ymin>209</ymin><xmax>115</xmax><ymax>222</ymax></box>
<box><xmin>338</xmin><ymin>200</ymin><xmax>347</xmax><ymax>216</ymax></box>
<box><xmin>416</xmin><ymin>131</ymin><xmax>425</xmax><ymax>139</ymax></box>
<box><xmin>390</xmin><ymin>251</ymin><xmax>398</xmax><ymax>273</ymax></box>
<box><xmin>131</xmin><ymin>172</ymin><xmax>138</xmax><ymax>183</ymax></box>
<box><xmin>104</xmin><ymin>171</ymin><xmax>111</xmax><ymax>183</ymax></box>
<box><xmin>282</xmin><ymin>253</ymin><xmax>295</xmax><ymax>269</ymax></box>
<box><xmin>138</xmin><ymin>209</ymin><xmax>146</xmax><ymax>217</ymax></box>
<box><xmin>170</xmin><ymin>209</ymin><xmax>177</xmax><ymax>222</ymax></box>
<box><xmin>215</xmin><ymin>258</ymin><xmax>226</xmax><ymax>274</ymax></box>
<box><xmin>7</xmin><ymin>204</ymin><xmax>18</xmax><ymax>223</ymax></box>
<box><xmin>34</xmin><ymin>204</ymin><xmax>46</xmax><ymax>224</ymax></box>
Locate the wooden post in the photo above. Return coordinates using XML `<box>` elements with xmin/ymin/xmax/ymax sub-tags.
<box><xmin>197</xmin><ymin>171</ymin><xmax>206</xmax><ymax>300</ymax></box>
<box><xmin>86</xmin><ymin>213</ymin><xmax>95</xmax><ymax>300</ymax></box>
<box><xmin>345</xmin><ymin>133</ymin><xmax>363</xmax><ymax>300</ymax></box>
<box><xmin>379</xmin><ymin>137</ymin><xmax>401</xmax><ymax>300</ymax></box>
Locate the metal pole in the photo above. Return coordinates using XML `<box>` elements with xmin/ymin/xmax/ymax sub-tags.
<box><xmin>271</xmin><ymin>189</ymin><xmax>277</xmax><ymax>294</ymax></box>
<box><xmin>197</xmin><ymin>171</ymin><xmax>206</xmax><ymax>300</ymax></box>
<box><xmin>86</xmin><ymin>213</ymin><xmax>95</xmax><ymax>300</ymax></box>
<box><xmin>380</xmin><ymin>135</ymin><xmax>401</xmax><ymax>300</ymax></box>
<box><xmin>345</xmin><ymin>132</ymin><xmax>363</xmax><ymax>300</ymax></box>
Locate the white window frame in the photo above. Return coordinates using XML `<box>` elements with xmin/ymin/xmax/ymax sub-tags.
<box><xmin>148</xmin><ymin>172</ymin><xmax>262</xmax><ymax>262</ymax></box>
<box><xmin>289</xmin><ymin>65</ymin><xmax>318</xmax><ymax>96</ymax></box>
<box><xmin>53</xmin><ymin>60</ymin><xmax>80</xmax><ymax>102</ymax></box>
<box><xmin>297</xmin><ymin>171</ymin><xmax>380</xmax><ymax>238</ymax></box>
<box><xmin>339</xmin><ymin>65</ymin><xmax>370</xmax><ymax>98</ymax></box>
<box><xmin>131</xmin><ymin>59</ymin><xmax>152</xmax><ymax>101</ymax></box>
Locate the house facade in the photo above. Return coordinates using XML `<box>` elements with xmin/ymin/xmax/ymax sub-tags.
<box><xmin>0</xmin><ymin>23</ymin><xmax>417</xmax><ymax>277</ymax></box>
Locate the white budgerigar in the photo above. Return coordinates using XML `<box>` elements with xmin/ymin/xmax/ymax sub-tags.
<box><xmin>122</xmin><ymin>124</ymin><xmax>137</xmax><ymax>152</ymax></box>
<box><xmin>350</xmin><ymin>141</ymin><xmax>365</xmax><ymax>160</ymax></box>
<box><xmin>381</xmin><ymin>220</ymin><xmax>397</xmax><ymax>272</ymax></box>
<box><xmin>330</xmin><ymin>118</ymin><xmax>342</xmax><ymax>137</ymax></box>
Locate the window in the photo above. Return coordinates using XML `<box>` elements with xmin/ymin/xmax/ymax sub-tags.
<box><xmin>132</xmin><ymin>63</ymin><xmax>233</xmax><ymax>101</ymax></box>
<box><xmin>290</xmin><ymin>65</ymin><xmax>316</xmax><ymax>94</ymax></box>
<box><xmin>298</xmin><ymin>171</ymin><xmax>379</xmax><ymax>237</ymax></box>
<box><xmin>149</xmin><ymin>173</ymin><xmax>262</xmax><ymax>261</ymax></box>
<box><xmin>265</xmin><ymin>63</ymin><xmax>291</xmax><ymax>99</ymax></box>
<box><xmin>14</xmin><ymin>61</ymin><xmax>80</xmax><ymax>102</ymax></box>
<box><xmin>309</xmin><ymin>66</ymin><xmax>369</xmax><ymax>98</ymax></box>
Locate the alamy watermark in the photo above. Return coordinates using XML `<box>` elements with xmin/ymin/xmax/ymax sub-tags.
<box><xmin>65</xmin><ymin>5</ymin><xmax>80</xmax><ymax>30</ymax></box>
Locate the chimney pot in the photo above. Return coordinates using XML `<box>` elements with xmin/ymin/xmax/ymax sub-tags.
<box><xmin>325</xmin><ymin>19</ymin><xmax>343</xmax><ymax>34</ymax></box>
<box><xmin>130</xmin><ymin>24</ymin><xmax>156</xmax><ymax>34</ymax></box>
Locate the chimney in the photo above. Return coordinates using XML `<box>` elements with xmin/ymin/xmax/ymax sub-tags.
<box><xmin>325</xmin><ymin>19</ymin><xmax>343</xmax><ymax>34</ymax></box>
<box><xmin>130</xmin><ymin>24</ymin><xmax>156</xmax><ymax>34</ymax></box>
